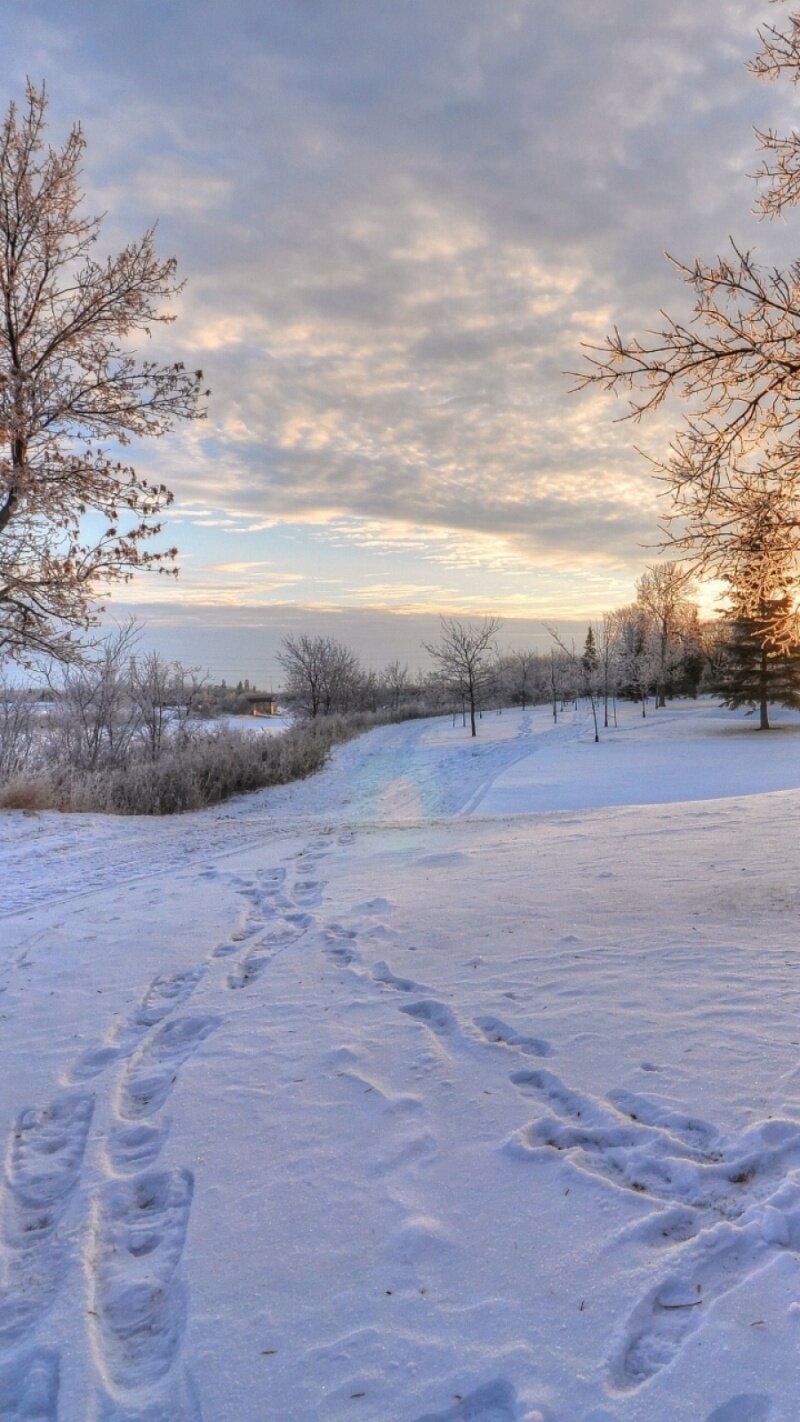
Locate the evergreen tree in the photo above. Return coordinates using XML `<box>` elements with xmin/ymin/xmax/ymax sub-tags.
<box><xmin>581</xmin><ymin>626</ymin><xmax>598</xmax><ymax>679</ymax></box>
<box><xmin>716</xmin><ymin>594</ymin><xmax>800</xmax><ymax>730</ymax></box>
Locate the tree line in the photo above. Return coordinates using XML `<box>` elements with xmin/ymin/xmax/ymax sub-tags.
<box><xmin>277</xmin><ymin>557</ymin><xmax>795</xmax><ymax>735</ymax></box>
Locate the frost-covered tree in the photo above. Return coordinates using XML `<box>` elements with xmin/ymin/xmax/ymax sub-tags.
<box><xmin>576</xmin><ymin>8</ymin><xmax>800</xmax><ymax>618</ymax></box>
<box><xmin>636</xmin><ymin>564</ymin><xmax>696</xmax><ymax>708</ymax></box>
<box><xmin>714</xmin><ymin>488</ymin><xmax>800</xmax><ymax>727</ymax></box>
<box><xmin>423</xmin><ymin>616</ymin><xmax>501</xmax><ymax>737</ymax></box>
<box><xmin>496</xmin><ymin>648</ymin><xmax>540</xmax><ymax>711</ymax></box>
<box><xmin>277</xmin><ymin>634</ymin><xmax>363</xmax><ymax>718</ymax></box>
<box><xmin>609</xmin><ymin>604</ymin><xmax>657</xmax><ymax>716</ymax></box>
<box><xmin>0</xmin><ymin>84</ymin><xmax>206</xmax><ymax>665</ymax></box>
<box><xmin>380</xmin><ymin>659</ymin><xmax>411</xmax><ymax>710</ymax></box>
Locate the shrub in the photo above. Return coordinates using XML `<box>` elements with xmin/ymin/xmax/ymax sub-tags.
<box><xmin>0</xmin><ymin>703</ymin><xmax>433</xmax><ymax>816</ymax></box>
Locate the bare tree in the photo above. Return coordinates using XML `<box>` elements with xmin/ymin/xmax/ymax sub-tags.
<box><xmin>574</xmin><ymin>12</ymin><xmax>800</xmax><ymax>624</ymax></box>
<box><xmin>609</xmin><ymin>605</ymin><xmax>658</xmax><ymax>717</ymax></box>
<box><xmin>128</xmin><ymin>652</ymin><xmax>203</xmax><ymax>761</ymax></box>
<box><xmin>380</xmin><ymin>659</ymin><xmax>412</xmax><ymax>710</ymax></box>
<box><xmin>0</xmin><ymin>83</ymin><xmax>206</xmax><ymax>665</ymax></box>
<box><xmin>635</xmin><ymin>563</ymin><xmax>696</xmax><ymax>708</ymax></box>
<box><xmin>498</xmin><ymin>648</ymin><xmax>539</xmax><ymax>711</ymax></box>
<box><xmin>548</xmin><ymin>626</ymin><xmax>601</xmax><ymax>741</ymax></box>
<box><xmin>277</xmin><ymin>634</ymin><xmax>362</xmax><ymax>718</ymax></box>
<box><xmin>597</xmin><ymin>614</ymin><xmax>620</xmax><ymax>728</ymax></box>
<box><xmin>423</xmin><ymin>617</ymin><xmax>501</xmax><ymax>737</ymax></box>
<box><xmin>48</xmin><ymin>621</ymin><xmax>141</xmax><ymax>770</ymax></box>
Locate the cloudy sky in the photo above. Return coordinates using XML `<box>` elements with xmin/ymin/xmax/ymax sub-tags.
<box><xmin>2</xmin><ymin>1</ymin><xmax>794</xmax><ymax>677</ymax></box>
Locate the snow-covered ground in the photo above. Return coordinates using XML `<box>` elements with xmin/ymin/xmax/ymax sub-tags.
<box><xmin>2</xmin><ymin>698</ymin><xmax>800</xmax><ymax>1421</ymax></box>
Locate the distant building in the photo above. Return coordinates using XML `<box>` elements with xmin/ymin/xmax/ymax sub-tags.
<box><xmin>244</xmin><ymin>694</ymin><xmax>279</xmax><ymax>717</ymax></box>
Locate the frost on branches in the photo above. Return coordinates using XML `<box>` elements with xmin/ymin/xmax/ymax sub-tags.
<box><xmin>574</xmin><ymin>6</ymin><xmax>800</xmax><ymax>651</ymax></box>
<box><xmin>0</xmin><ymin>83</ymin><xmax>207</xmax><ymax>664</ymax></box>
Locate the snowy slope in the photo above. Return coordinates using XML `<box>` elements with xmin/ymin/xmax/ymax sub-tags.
<box><xmin>2</xmin><ymin>699</ymin><xmax>800</xmax><ymax>1421</ymax></box>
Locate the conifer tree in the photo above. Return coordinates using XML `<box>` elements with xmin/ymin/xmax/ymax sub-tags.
<box><xmin>581</xmin><ymin>626</ymin><xmax>598</xmax><ymax>680</ymax></box>
<box><xmin>716</xmin><ymin>592</ymin><xmax>800</xmax><ymax>730</ymax></box>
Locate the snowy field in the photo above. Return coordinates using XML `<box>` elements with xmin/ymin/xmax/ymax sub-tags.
<box><xmin>2</xmin><ymin>698</ymin><xmax>800</xmax><ymax>1421</ymax></box>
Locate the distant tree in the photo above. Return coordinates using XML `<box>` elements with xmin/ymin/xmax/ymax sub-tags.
<box><xmin>673</xmin><ymin>604</ymin><xmax>707</xmax><ymax>697</ymax></box>
<box><xmin>636</xmin><ymin>563</ymin><xmax>696</xmax><ymax>708</ymax></box>
<box><xmin>128</xmin><ymin>651</ymin><xmax>203</xmax><ymax>760</ymax></box>
<box><xmin>610</xmin><ymin>604</ymin><xmax>657</xmax><ymax>715</ymax></box>
<box><xmin>0</xmin><ymin>84</ymin><xmax>206</xmax><ymax>665</ymax></box>
<box><xmin>277</xmin><ymin>634</ymin><xmax>362</xmax><ymax>718</ymax></box>
<box><xmin>597</xmin><ymin>614</ymin><xmax>621</xmax><ymax>727</ymax></box>
<box><xmin>498</xmin><ymin>648</ymin><xmax>539</xmax><ymax>711</ymax></box>
<box><xmin>380</xmin><ymin>659</ymin><xmax>411</xmax><ymax>710</ymax></box>
<box><xmin>423</xmin><ymin>616</ymin><xmax>501</xmax><ymax>737</ymax></box>
<box><xmin>549</xmin><ymin>626</ymin><xmax>600</xmax><ymax>741</ymax></box>
<box><xmin>581</xmin><ymin>626</ymin><xmax>598</xmax><ymax>680</ymax></box>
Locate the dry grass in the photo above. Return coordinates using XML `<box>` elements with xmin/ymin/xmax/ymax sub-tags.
<box><xmin>0</xmin><ymin>704</ymin><xmax>431</xmax><ymax>816</ymax></box>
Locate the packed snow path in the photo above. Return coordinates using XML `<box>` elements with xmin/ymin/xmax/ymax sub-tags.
<box><xmin>3</xmin><ymin>701</ymin><xmax>800</xmax><ymax>1419</ymax></box>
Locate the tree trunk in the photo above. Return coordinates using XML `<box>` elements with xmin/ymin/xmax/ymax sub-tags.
<box><xmin>759</xmin><ymin>648</ymin><xmax>770</xmax><ymax>730</ymax></box>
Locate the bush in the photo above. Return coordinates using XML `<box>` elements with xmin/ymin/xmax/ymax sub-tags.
<box><xmin>0</xmin><ymin>704</ymin><xmax>431</xmax><ymax>816</ymax></box>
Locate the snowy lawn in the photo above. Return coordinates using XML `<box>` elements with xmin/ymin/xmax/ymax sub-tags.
<box><xmin>2</xmin><ymin>698</ymin><xmax>800</xmax><ymax>1420</ymax></box>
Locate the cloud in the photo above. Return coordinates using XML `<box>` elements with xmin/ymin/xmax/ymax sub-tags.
<box><xmin>0</xmin><ymin>0</ymin><xmax>786</xmax><ymax>624</ymax></box>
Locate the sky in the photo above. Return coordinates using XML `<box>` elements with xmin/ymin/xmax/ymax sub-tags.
<box><xmin>2</xmin><ymin>1</ymin><xmax>795</xmax><ymax>681</ymax></box>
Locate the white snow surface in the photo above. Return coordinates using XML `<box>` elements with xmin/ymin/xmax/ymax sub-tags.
<box><xmin>2</xmin><ymin>698</ymin><xmax>800</xmax><ymax>1420</ymax></box>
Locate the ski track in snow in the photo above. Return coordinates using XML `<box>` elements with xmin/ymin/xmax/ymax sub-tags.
<box><xmin>506</xmin><ymin>1061</ymin><xmax>800</xmax><ymax>1393</ymax></box>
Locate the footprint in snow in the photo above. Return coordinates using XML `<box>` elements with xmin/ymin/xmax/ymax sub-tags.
<box><xmin>89</xmin><ymin>1168</ymin><xmax>193</xmax><ymax>1393</ymax></box>
<box><xmin>372</xmin><ymin>960</ymin><xmax>427</xmax><ymax>994</ymax></box>
<box><xmin>413</xmin><ymin>1377</ymin><xmax>520</xmax><ymax>1421</ymax></box>
<box><xmin>507</xmin><ymin>1063</ymin><xmax>800</xmax><ymax>1390</ymax></box>
<box><xmin>118</xmin><ymin>1016</ymin><xmax>220</xmax><ymax>1120</ymax></box>
<box><xmin>323</xmin><ymin>924</ymin><xmax>359</xmax><ymax>966</ymax></box>
<box><xmin>400</xmin><ymin>999</ymin><xmax>459</xmax><ymax>1036</ymax></box>
<box><xmin>0</xmin><ymin>1348</ymin><xmax>59</xmax><ymax>1420</ymax></box>
<box><xmin>704</xmin><ymin>1398</ymin><xmax>772</xmax><ymax>1422</ymax></box>
<box><xmin>610</xmin><ymin>1220</ymin><xmax>772</xmax><ymax>1391</ymax></box>
<box><xmin>0</xmin><ymin>1092</ymin><xmax>94</xmax><ymax>1348</ymax></box>
<box><xmin>67</xmin><ymin>966</ymin><xmax>206</xmax><ymax>1082</ymax></box>
<box><xmin>259</xmin><ymin>867</ymin><xmax>287</xmax><ymax>890</ymax></box>
<box><xmin>227</xmin><ymin>949</ymin><xmax>271</xmax><ymax>990</ymax></box>
<box><xmin>473</xmin><ymin>1015</ymin><xmax>551</xmax><ymax>1058</ymax></box>
<box><xmin>7</xmin><ymin>1091</ymin><xmax>94</xmax><ymax>1214</ymax></box>
<box><xmin>292</xmin><ymin>879</ymin><xmax>323</xmax><ymax>908</ymax></box>
<box><xmin>106</xmin><ymin>1120</ymin><xmax>170</xmax><ymax>1176</ymax></box>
